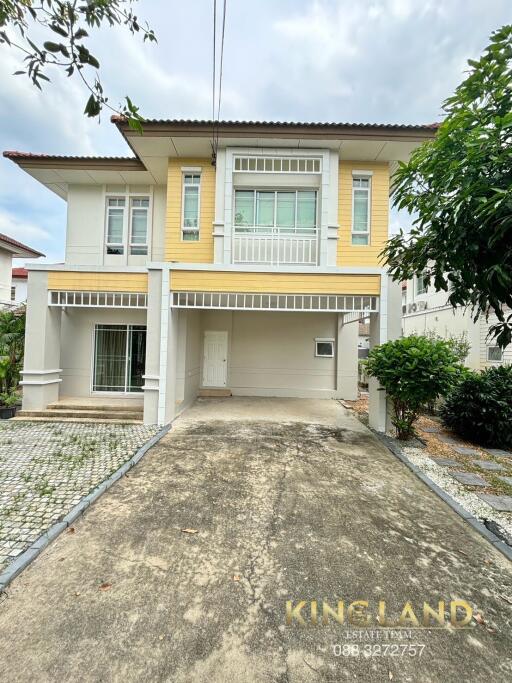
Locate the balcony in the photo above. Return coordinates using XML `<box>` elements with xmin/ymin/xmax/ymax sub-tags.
<box><xmin>233</xmin><ymin>230</ymin><xmax>318</xmax><ymax>266</ymax></box>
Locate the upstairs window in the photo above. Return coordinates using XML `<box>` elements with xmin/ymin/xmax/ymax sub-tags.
<box><xmin>106</xmin><ymin>194</ymin><xmax>150</xmax><ymax>256</ymax></box>
<box><xmin>106</xmin><ymin>198</ymin><xmax>125</xmax><ymax>254</ymax></box>
<box><xmin>130</xmin><ymin>198</ymin><xmax>149</xmax><ymax>255</ymax></box>
<box><xmin>182</xmin><ymin>173</ymin><xmax>201</xmax><ymax>241</ymax></box>
<box><xmin>234</xmin><ymin>190</ymin><xmax>317</xmax><ymax>234</ymax></box>
<box><xmin>416</xmin><ymin>273</ymin><xmax>427</xmax><ymax>296</ymax></box>
<box><xmin>351</xmin><ymin>176</ymin><xmax>370</xmax><ymax>245</ymax></box>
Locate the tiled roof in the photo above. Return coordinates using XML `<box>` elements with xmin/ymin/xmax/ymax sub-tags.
<box><xmin>111</xmin><ymin>116</ymin><xmax>440</xmax><ymax>131</ymax></box>
<box><xmin>0</xmin><ymin>233</ymin><xmax>44</xmax><ymax>257</ymax></box>
<box><xmin>3</xmin><ymin>151</ymin><xmax>142</xmax><ymax>164</ymax></box>
<box><xmin>12</xmin><ymin>267</ymin><xmax>28</xmax><ymax>279</ymax></box>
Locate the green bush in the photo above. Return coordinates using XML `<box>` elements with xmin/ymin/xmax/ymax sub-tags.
<box><xmin>441</xmin><ymin>365</ymin><xmax>512</xmax><ymax>448</ymax></box>
<box><xmin>365</xmin><ymin>335</ymin><xmax>462</xmax><ymax>439</ymax></box>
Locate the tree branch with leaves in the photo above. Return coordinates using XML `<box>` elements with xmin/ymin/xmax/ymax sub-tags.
<box><xmin>383</xmin><ymin>24</ymin><xmax>512</xmax><ymax>348</ymax></box>
<box><xmin>0</xmin><ymin>0</ymin><xmax>156</xmax><ymax>131</ymax></box>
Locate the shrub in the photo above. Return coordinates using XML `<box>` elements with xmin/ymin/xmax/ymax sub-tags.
<box><xmin>441</xmin><ymin>365</ymin><xmax>512</xmax><ymax>448</ymax></box>
<box><xmin>365</xmin><ymin>335</ymin><xmax>462</xmax><ymax>439</ymax></box>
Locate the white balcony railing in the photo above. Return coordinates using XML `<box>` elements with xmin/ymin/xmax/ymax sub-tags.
<box><xmin>233</xmin><ymin>231</ymin><xmax>318</xmax><ymax>266</ymax></box>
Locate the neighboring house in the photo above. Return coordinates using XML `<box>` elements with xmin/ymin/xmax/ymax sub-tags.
<box><xmin>4</xmin><ymin>118</ymin><xmax>436</xmax><ymax>427</ymax></box>
<box><xmin>402</xmin><ymin>274</ymin><xmax>511</xmax><ymax>369</ymax></box>
<box><xmin>11</xmin><ymin>267</ymin><xmax>28</xmax><ymax>305</ymax></box>
<box><xmin>0</xmin><ymin>234</ymin><xmax>43</xmax><ymax>309</ymax></box>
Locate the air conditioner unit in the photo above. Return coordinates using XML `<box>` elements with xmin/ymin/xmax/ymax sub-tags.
<box><xmin>418</xmin><ymin>301</ymin><xmax>428</xmax><ymax>311</ymax></box>
<box><xmin>408</xmin><ymin>303</ymin><xmax>417</xmax><ymax>313</ymax></box>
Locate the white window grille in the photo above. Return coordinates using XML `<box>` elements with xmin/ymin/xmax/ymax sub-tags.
<box><xmin>48</xmin><ymin>291</ymin><xmax>147</xmax><ymax>308</ymax></box>
<box><xmin>234</xmin><ymin>156</ymin><xmax>321</xmax><ymax>174</ymax></box>
<box><xmin>487</xmin><ymin>346</ymin><xmax>503</xmax><ymax>362</ymax></box>
<box><xmin>171</xmin><ymin>291</ymin><xmax>378</xmax><ymax>313</ymax></box>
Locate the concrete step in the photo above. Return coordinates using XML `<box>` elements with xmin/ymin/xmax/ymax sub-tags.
<box><xmin>12</xmin><ymin>416</ymin><xmax>143</xmax><ymax>424</ymax></box>
<box><xmin>17</xmin><ymin>409</ymin><xmax>143</xmax><ymax>421</ymax></box>
<box><xmin>197</xmin><ymin>388</ymin><xmax>232</xmax><ymax>398</ymax></box>
<box><xmin>47</xmin><ymin>402</ymin><xmax>143</xmax><ymax>413</ymax></box>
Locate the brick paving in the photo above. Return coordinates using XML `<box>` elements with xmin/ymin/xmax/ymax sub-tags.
<box><xmin>0</xmin><ymin>421</ymin><xmax>160</xmax><ymax>572</ymax></box>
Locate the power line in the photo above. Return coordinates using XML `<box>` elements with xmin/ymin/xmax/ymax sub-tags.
<box><xmin>211</xmin><ymin>0</ymin><xmax>227</xmax><ymax>166</ymax></box>
<box><xmin>216</xmin><ymin>0</ymin><xmax>227</xmax><ymax>154</ymax></box>
<box><xmin>211</xmin><ymin>0</ymin><xmax>217</xmax><ymax>164</ymax></box>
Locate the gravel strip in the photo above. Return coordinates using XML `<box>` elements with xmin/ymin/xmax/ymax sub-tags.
<box><xmin>402</xmin><ymin>445</ymin><xmax>512</xmax><ymax>540</ymax></box>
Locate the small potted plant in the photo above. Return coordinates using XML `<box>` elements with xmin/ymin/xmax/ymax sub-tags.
<box><xmin>0</xmin><ymin>392</ymin><xmax>18</xmax><ymax>419</ymax></box>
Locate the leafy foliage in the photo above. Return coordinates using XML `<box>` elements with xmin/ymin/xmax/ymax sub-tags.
<box><xmin>383</xmin><ymin>25</ymin><xmax>512</xmax><ymax>348</ymax></box>
<box><xmin>0</xmin><ymin>0</ymin><xmax>156</xmax><ymax>129</ymax></box>
<box><xmin>424</xmin><ymin>330</ymin><xmax>471</xmax><ymax>364</ymax></box>
<box><xmin>365</xmin><ymin>335</ymin><xmax>463</xmax><ymax>439</ymax></box>
<box><xmin>441</xmin><ymin>365</ymin><xmax>512</xmax><ymax>448</ymax></box>
<box><xmin>0</xmin><ymin>306</ymin><xmax>25</xmax><ymax>400</ymax></box>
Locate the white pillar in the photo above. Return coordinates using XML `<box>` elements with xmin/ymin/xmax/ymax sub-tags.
<box><xmin>368</xmin><ymin>274</ymin><xmax>402</xmax><ymax>432</ymax></box>
<box><xmin>21</xmin><ymin>271</ymin><xmax>62</xmax><ymax>410</ymax></box>
<box><xmin>335</xmin><ymin>314</ymin><xmax>358</xmax><ymax>399</ymax></box>
<box><xmin>143</xmin><ymin>268</ymin><xmax>162</xmax><ymax>424</ymax></box>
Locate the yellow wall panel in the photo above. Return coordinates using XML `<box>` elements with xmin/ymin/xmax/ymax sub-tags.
<box><xmin>165</xmin><ymin>158</ymin><xmax>215</xmax><ymax>263</ymax></box>
<box><xmin>47</xmin><ymin>271</ymin><xmax>148</xmax><ymax>292</ymax></box>
<box><xmin>171</xmin><ymin>270</ymin><xmax>380</xmax><ymax>295</ymax></box>
<box><xmin>337</xmin><ymin>162</ymin><xmax>390</xmax><ymax>267</ymax></box>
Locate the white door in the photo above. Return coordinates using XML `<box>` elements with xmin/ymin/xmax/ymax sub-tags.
<box><xmin>202</xmin><ymin>331</ymin><xmax>228</xmax><ymax>387</ymax></box>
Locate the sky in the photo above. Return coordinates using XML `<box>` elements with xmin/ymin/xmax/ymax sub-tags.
<box><xmin>0</xmin><ymin>0</ymin><xmax>511</xmax><ymax>265</ymax></box>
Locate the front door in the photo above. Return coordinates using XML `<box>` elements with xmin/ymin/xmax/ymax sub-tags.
<box><xmin>202</xmin><ymin>331</ymin><xmax>228</xmax><ymax>387</ymax></box>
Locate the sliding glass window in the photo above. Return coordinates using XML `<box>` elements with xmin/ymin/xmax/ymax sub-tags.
<box><xmin>93</xmin><ymin>324</ymin><xmax>146</xmax><ymax>393</ymax></box>
<box><xmin>234</xmin><ymin>190</ymin><xmax>317</xmax><ymax>234</ymax></box>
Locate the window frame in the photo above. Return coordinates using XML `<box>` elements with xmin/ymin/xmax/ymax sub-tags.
<box><xmin>181</xmin><ymin>172</ymin><xmax>202</xmax><ymax>242</ymax></box>
<box><xmin>91</xmin><ymin>323</ymin><xmax>147</xmax><ymax>394</ymax></box>
<box><xmin>233</xmin><ymin>189</ymin><xmax>318</xmax><ymax>235</ymax></box>
<box><xmin>315</xmin><ymin>338</ymin><xmax>335</xmax><ymax>358</ymax></box>
<box><xmin>351</xmin><ymin>174</ymin><xmax>371</xmax><ymax>246</ymax></box>
<box><xmin>105</xmin><ymin>196</ymin><xmax>126</xmax><ymax>255</ymax></box>
<box><xmin>487</xmin><ymin>346</ymin><xmax>503</xmax><ymax>363</ymax></box>
<box><xmin>104</xmin><ymin>187</ymin><xmax>152</xmax><ymax>259</ymax></box>
<box><xmin>416</xmin><ymin>273</ymin><xmax>427</xmax><ymax>296</ymax></box>
<box><xmin>128</xmin><ymin>196</ymin><xmax>150</xmax><ymax>255</ymax></box>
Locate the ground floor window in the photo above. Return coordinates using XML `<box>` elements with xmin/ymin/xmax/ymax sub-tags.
<box><xmin>315</xmin><ymin>338</ymin><xmax>334</xmax><ymax>357</ymax></box>
<box><xmin>487</xmin><ymin>346</ymin><xmax>503</xmax><ymax>362</ymax></box>
<box><xmin>93</xmin><ymin>324</ymin><xmax>146</xmax><ymax>392</ymax></box>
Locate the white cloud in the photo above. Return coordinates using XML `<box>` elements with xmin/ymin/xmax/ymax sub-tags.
<box><xmin>0</xmin><ymin>210</ymin><xmax>51</xmax><ymax>244</ymax></box>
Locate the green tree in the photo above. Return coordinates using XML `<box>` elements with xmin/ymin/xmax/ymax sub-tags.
<box><xmin>383</xmin><ymin>25</ymin><xmax>512</xmax><ymax>348</ymax></box>
<box><xmin>0</xmin><ymin>0</ymin><xmax>156</xmax><ymax>130</ymax></box>
<box><xmin>0</xmin><ymin>307</ymin><xmax>26</xmax><ymax>393</ymax></box>
<box><xmin>365</xmin><ymin>335</ymin><xmax>462</xmax><ymax>440</ymax></box>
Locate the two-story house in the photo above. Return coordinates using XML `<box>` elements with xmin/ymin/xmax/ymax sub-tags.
<box><xmin>4</xmin><ymin>118</ymin><xmax>436</xmax><ymax>428</ymax></box>
<box><xmin>402</xmin><ymin>275</ymin><xmax>512</xmax><ymax>369</ymax></box>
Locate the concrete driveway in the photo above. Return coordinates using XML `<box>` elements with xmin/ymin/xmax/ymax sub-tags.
<box><xmin>0</xmin><ymin>398</ymin><xmax>511</xmax><ymax>682</ymax></box>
